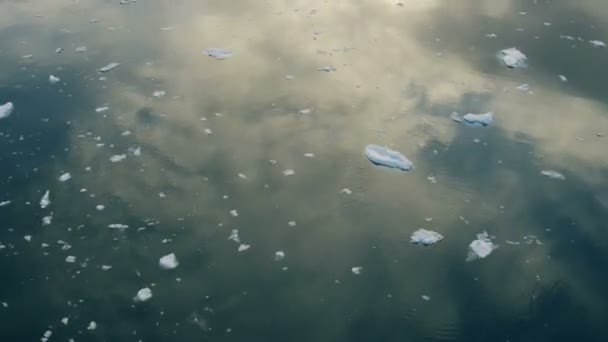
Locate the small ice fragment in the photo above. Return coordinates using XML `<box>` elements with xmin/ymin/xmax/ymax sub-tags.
<box><xmin>288</xmin><ymin>221</ymin><xmax>296</xmax><ymax>227</ymax></box>
<box><xmin>589</xmin><ymin>40</ymin><xmax>606</xmax><ymax>48</ymax></box>
<box><xmin>230</xmin><ymin>209</ymin><xmax>238</xmax><ymax>217</ymax></box>
<box><xmin>109</xmin><ymin>154</ymin><xmax>127</xmax><ymax>162</ymax></box>
<box><xmin>58</xmin><ymin>173</ymin><xmax>71</xmax><ymax>182</ymax></box>
<box><xmin>131</xmin><ymin>147</ymin><xmax>141</xmax><ymax>156</ymax></box>
<box><xmin>351</xmin><ymin>267</ymin><xmax>362</xmax><ymax>275</ymax></box>
<box><xmin>108</xmin><ymin>224</ymin><xmax>128</xmax><ymax>229</ymax></box>
<box><xmin>450</xmin><ymin>112</ymin><xmax>463</xmax><ymax>123</ymax></box>
<box><xmin>55</xmin><ymin>48</ymin><xmax>63</xmax><ymax>53</ymax></box>
<box><xmin>49</xmin><ymin>75</ymin><xmax>60</xmax><ymax>84</ymax></box>
<box><xmin>540</xmin><ymin>170</ymin><xmax>566</xmax><ymax>180</ymax></box>
<box><xmin>152</xmin><ymin>90</ymin><xmax>166</xmax><ymax>98</ymax></box>
<box><xmin>65</xmin><ymin>255</ymin><xmax>76</xmax><ymax>263</ymax></box>
<box><xmin>160</xmin><ymin>26</ymin><xmax>175</xmax><ymax>31</ymax></box>
<box><xmin>304</xmin><ymin>153</ymin><xmax>315</xmax><ymax>158</ymax></box>
<box><xmin>159</xmin><ymin>192</ymin><xmax>166</xmax><ymax>198</ymax></box>
<box><xmin>274</xmin><ymin>251</ymin><xmax>285</xmax><ymax>261</ymax></box>
<box><xmin>135</xmin><ymin>288</ymin><xmax>153</xmax><ymax>302</ymax></box>
<box><xmin>410</xmin><ymin>229</ymin><xmax>444</xmax><ymax>246</ymax></box>
<box><xmin>498</xmin><ymin>47</ymin><xmax>527</xmax><ymax>68</ymax></box>
<box><xmin>204</xmin><ymin>48</ymin><xmax>233</xmax><ymax>60</ymax></box>
<box><xmin>24</xmin><ymin>235</ymin><xmax>32</xmax><ymax>242</ymax></box>
<box><xmin>159</xmin><ymin>253</ymin><xmax>179</xmax><ymax>269</ymax></box>
<box><xmin>42</xmin><ymin>330</ymin><xmax>52</xmax><ymax>342</ymax></box>
<box><xmin>87</xmin><ymin>321</ymin><xmax>97</xmax><ymax>330</ymax></box>
<box><xmin>238</xmin><ymin>244</ymin><xmax>250</xmax><ymax>252</ymax></box>
<box><xmin>96</xmin><ymin>205</ymin><xmax>105</xmax><ymax>211</ymax></box>
<box><xmin>204</xmin><ymin>128</ymin><xmax>212</xmax><ymax>135</ymax></box>
<box><xmin>318</xmin><ymin>66</ymin><xmax>336</xmax><ymax>72</ymax></box>
<box><xmin>61</xmin><ymin>317</ymin><xmax>69</xmax><ymax>325</ymax></box>
<box><xmin>425</xmin><ymin>217</ymin><xmax>433</xmax><ymax>222</ymax></box>
<box><xmin>466</xmin><ymin>232</ymin><xmax>498</xmax><ymax>261</ymax></box>
<box><xmin>364</xmin><ymin>144</ymin><xmax>413</xmax><ymax>171</ymax></box>
<box><xmin>228</xmin><ymin>229</ymin><xmax>240</xmax><ymax>243</ymax></box>
<box><xmin>238</xmin><ymin>173</ymin><xmax>248</xmax><ymax>180</ymax></box>
<box><xmin>298</xmin><ymin>108</ymin><xmax>312</xmax><ymax>114</ymax></box>
<box><xmin>98</xmin><ymin>62</ymin><xmax>120</xmax><ymax>73</ymax></box>
<box><xmin>560</xmin><ymin>35</ymin><xmax>575</xmax><ymax>40</ymax></box>
<box><xmin>516</xmin><ymin>84</ymin><xmax>530</xmax><ymax>92</ymax></box>
<box><xmin>0</xmin><ymin>102</ymin><xmax>14</xmax><ymax>119</ymax></box>
<box><xmin>283</xmin><ymin>169</ymin><xmax>295</xmax><ymax>176</ymax></box>
<box><xmin>42</xmin><ymin>215</ymin><xmax>52</xmax><ymax>225</ymax></box>
<box><xmin>559</xmin><ymin>75</ymin><xmax>568</xmax><ymax>82</ymax></box>
<box><xmin>339</xmin><ymin>188</ymin><xmax>352</xmax><ymax>195</ymax></box>
<box><xmin>485</xmin><ymin>33</ymin><xmax>497</xmax><ymax>38</ymax></box>
<box><xmin>422</xmin><ymin>295</ymin><xmax>431</xmax><ymax>301</ymax></box>
<box><xmin>285</xmin><ymin>75</ymin><xmax>294</xmax><ymax>80</ymax></box>
<box><xmin>101</xmin><ymin>265</ymin><xmax>112</xmax><ymax>270</ymax></box>
<box><xmin>0</xmin><ymin>200</ymin><xmax>11</xmax><ymax>207</ymax></box>
<box><xmin>75</xmin><ymin>46</ymin><xmax>88</xmax><ymax>52</ymax></box>
<box><xmin>463</xmin><ymin>112</ymin><xmax>493</xmax><ymax>127</ymax></box>
<box><xmin>95</xmin><ymin>106</ymin><xmax>109</xmax><ymax>113</ymax></box>
<box><xmin>40</xmin><ymin>190</ymin><xmax>51</xmax><ymax>209</ymax></box>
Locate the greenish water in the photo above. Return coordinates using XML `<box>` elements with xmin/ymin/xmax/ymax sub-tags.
<box><xmin>1</xmin><ymin>1</ymin><xmax>608</xmax><ymax>341</ymax></box>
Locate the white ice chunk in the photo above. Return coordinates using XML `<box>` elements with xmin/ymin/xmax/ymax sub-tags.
<box><xmin>339</xmin><ymin>188</ymin><xmax>352</xmax><ymax>195</ymax></box>
<box><xmin>317</xmin><ymin>66</ymin><xmax>336</xmax><ymax>72</ymax></box>
<box><xmin>58</xmin><ymin>173</ymin><xmax>71</xmax><ymax>182</ymax></box>
<box><xmin>204</xmin><ymin>48</ymin><xmax>233</xmax><ymax>60</ymax></box>
<box><xmin>466</xmin><ymin>232</ymin><xmax>498</xmax><ymax>261</ymax></box>
<box><xmin>42</xmin><ymin>215</ymin><xmax>52</xmax><ymax>225</ymax></box>
<box><xmin>498</xmin><ymin>47</ymin><xmax>527</xmax><ymax>68</ymax></box>
<box><xmin>152</xmin><ymin>90</ymin><xmax>166</xmax><ymax>98</ymax></box>
<box><xmin>230</xmin><ymin>209</ymin><xmax>238</xmax><ymax>217</ymax></box>
<box><xmin>65</xmin><ymin>255</ymin><xmax>76</xmax><ymax>263</ymax></box>
<box><xmin>75</xmin><ymin>46</ymin><xmax>88</xmax><ymax>53</ymax></box>
<box><xmin>108</xmin><ymin>224</ymin><xmax>128</xmax><ymax>229</ymax></box>
<box><xmin>589</xmin><ymin>40</ymin><xmax>606</xmax><ymax>48</ymax></box>
<box><xmin>516</xmin><ymin>84</ymin><xmax>530</xmax><ymax>92</ymax></box>
<box><xmin>0</xmin><ymin>200</ymin><xmax>11</xmax><ymax>207</ymax></box>
<box><xmin>410</xmin><ymin>229</ymin><xmax>444</xmax><ymax>246</ymax></box>
<box><xmin>304</xmin><ymin>153</ymin><xmax>315</xmax><ymax>158</ymax></box>
<box><xmin>0</xmin><ymin>102</ymin><xmax>14</xmax><ymax>119</ymax></box>
<box><xmin>98</xmin><ymin>63</ymin><xmax>120</xmax><ymax>73</ymax></box>
<box><xmin>40</xmin><ymin>190</ymin><xmax>51</xmax><ymax>209</ymax></box>
<box><xmin>109</xmin><ymin>154</ymin><xmax>127</xmax><ymax>163</ymax></box>
<box><xmin>95</xmin><ymin>106</ymin><xmax>109</xmax><ymax>113</ymax></box>
<box><xmin>87</xmin><ymin>321</ymin><xmax>97</xmax><ymax>330</ymax></box>
<box><xmin>61</xmin><ymin>317</ymin><xmax>69</xmax><ymax>325</ymax></box>
<box><xmin>228</xmin><ymin>229</ymin><xmax>240</xmax><ymax>243</ymax></box>
<box><xmin>101</xmin><ymin>265</ymin><xmax>112</xmax><ymax>270</ymax></box>
<box><xmin>559</xmin><ymin>75</ymin><xmax>568</xmax><ymax>82</ymax></box>
<box><xmin>49</xmin><ymin>75</ymin><xmax>60</xmax><ymax>84</ymax></box>
<box><xmin>159</xmin><ymin>253</ymin><xmax>179</xmax><ymax>269</ymax></box>
<box><xmin>422</xmin><ymin>295</ymin><xmax>431</xmax><ymax>301</ymax></box>
<box><xmin>364</xmin><ymin>144</ymin><xmax>413</xmax><ymax>171</ymax></box>
<box><xmin>540</xmin><ymin>170</ymin><xmax>566</xmax><ymax>180</ymax></box>
<box><xmin>463</xmin><ymin>112</ymin><xmax>493</xmax><ymax>127</ymax></box>
<box><xmin>135</xmin><ymin>287</ymin><xmax>153</xmax><ymax>302</ymax></box>
<box><xmin>283</xmin><ymin>169</ymin><xmax>295</xmax><ymax>176</ymax></box>
<box><xmin>450</xmin><ymin>112</ymin><xmax>463</xmax><ymax>123</ymax></box>
<box><xmin>288</xmin><ymin>221</ymin><xmax>296</xmax><ymax>227</ymax></box>
<box><xmin>238</xmin><ymin>244</ymin><xmax>250</xmax><ymax>252</ymax></box>
<box><xmin>24</xmin><ymin>235</ymin><xmax>32</xmax><ymax>242</ymax></box>
<box><xmin>351</xmin><ymin>267</ymin><xmax>362</xmax><ymax>275</ymax></box>
<box><xmin>274</xmin><ymin>251</ymin><xmax>285</xmax><ymax>261</ymax></box>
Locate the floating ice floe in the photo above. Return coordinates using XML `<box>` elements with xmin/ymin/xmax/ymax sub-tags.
<box><xmin>516</xmin><ymin>84</ymin><xmax>530</xmax><ymax>92</ymax></box>
<box><xmin>485</xmin><ymin>33</ymin><xmax>497</xmax><ymax>38</ymax></box>
<box><xmin>318</xmin><ymin>66</ymin><xmax>336</xmax><ymax>72</ymax></box>
<box><xmin>87</xmin><ymin>321</ymin><xmax>97</xmax><ymax>330</ymax></box>
<box><xmin>589</xmin><ymin>40</ymin><xmax>606</xmax><ymax>48</ymax></box>
<box><xmin>95</xmin><ymin>106</ymin><xmax>109</xmax><ymax>113</ymax></box>
<box><xmin>339</xmin><ymin>188</ymin><xmax>352</xmax><ymax>195</ymax></box>
<box><xmin>304</xmin><ymin>153</ymin><xmax>315</xmax><ymax>158</ymax></box>
<box><xmin>238</xmin><ymin>244</ymin><xmax>250</xmax><ymax>252</ymax></box>
<box><xmin>299</xmin><ymin>108</ymin><xmax>312</xmax><ymax>114</ymax></box>
<box><xmin>283</xmin><ymin>169</ymin><xmax>295</xmax><ymax>176</ymax></box>
<box><xmin>228</xmin><ymin>229</ymin><xmax>240</xmax><ymax>243</ymax></box>
<box><xmin>108</xmin><ymin>224</ymin><xmax>128</xmax><ymax>229</ymax></box>
<box><xmin>65</xmin><ymin>255</ymin><xmax>76</xmax><ymax>263</ymax></box>
<box><xmin>450</xmin><ymin>112</ymin><xmax>463</xmax><ymax>123</ymax></box>
<box><xmin>55</xmin><ymin>48</ymin><xmax>63</xmax><ymax>53</ymax></box>
<box><xmin>351</xmin><ymin>267</ymin><xmax>362</xmax><ymax>275</ymax></box>
<box><xmin>466</xmin><ymin>232</ymin><xmax>498</xmax><ymax>261</ymax></box>
<box><xmin>422</xmin><ymin>295</ymin><xmax>431</xmax><ymax>301</ymax></box>
<box><xmin>135</xmin><ymin>288</ymin><xmax>153</xmax><ymax>302</ymax></box>
<box><xmin>0</xmin><ymin>200</ymin><xmax>11</xmax><ymax>207</ymax></box>
<box><xmin>130</xmin><ymin>146</ymin><xmax>141</xmax><ymax>156</ymax></box>
<box><xmin>288</xmin><ymin>221</ymin><xmax>296</xmax><ymax>227</ymax></box>
<box><xmin>540</xmin><ymin>170</ymin><xmax>566</xmax><ymax>180</ymax></box>
<box><xmin>41</xmin><ymin>330</ymin><xmax>52</xmax><ymax>342</ymax></box>
<box><xmin>40</xmin><ymin>190</ymin><xmax>51</xmax><ymax>209</ymax></box>
<box><xmin>61</xmin><ymin>317</ymin><xmax>69</xmax><ymax>325</ymax></box>
<box><xmin>152</xmin><ymin>90</ymin><xmax>166</xmax><ymax>98</ymax></box>
<box><xmin>498</xmin><ymin>47</ymin><xmax>527</xmax><ymax>68</ymax></box>
<box><xmin>463</xmin><ymin>112</ymin><xmax>493</xmax><ymax>127</ymax></box>
<box><xmin>274</xmin><ymin>251</ymin><xmax>285</xmax><ymax>261</ymax></box>
<box><xmin>49</xmin><ymin>75</ymin><xmax>60</xmax><ymax>84</ymax></box>
<box><xmin>159</xmin><ymin>253</ymin><xmax>179</xmax><ymax>269</ymax></box>
<box><xmin>24</xmin><ymin>235</ymin><xmax>32</xmax><ymax>242</ymax></box>
<box><xmin>98</xmin><ymin>62</ymin><xmax>120</xmax><ymax>73</ymax></box>
<box><xmin>559</xmin><ymin>75</ymin><xmax>568</xmax><ymax>82</ymax></box>
<box><xmin>75</xmin><ymin>46</ymin><xmax>88</xmax><ymax>53</ymax></box>
<box><xmin>364</xmin><ymin>144</ymin><xmax>413</xmax><ymax>171</ymax></box>
<box><xmin>0</xmin><ymin>102</ymin><xmax>14</xmax><ymax>119</ymax></box>
<box><xmin>109</xmin><ymin>154</ymin><xmax>127</xmax><ymax>162</ymax></box>
<box><xmin>230</xmin><ymin>209</ymin><xmax>238</xmax><ymax>217</ymax></box>
<box><xmin>101</xmin><ymin>265</ymin><xmax>112</xmax><ymax>270</ymax></box>
<box><xmin>204</xmin><ymin>48</ymin><xmax>233</xmax><ymax>60</ymax></box>
<box><xmin>410</xmin><ymin>229</ymin><xmax>444</xmax><ymax>246</ymax></box>
<box><xmin>58</xmin><ymin>173</ymin><xmax>71</xmax><ymax>182</ymax></box>
<box><xmin>42</xmin><ymin>215</ymin><xmax>52</xmax><ymax>226</ymax></box>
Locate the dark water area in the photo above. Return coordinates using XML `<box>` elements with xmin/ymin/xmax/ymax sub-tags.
<box><xmin>1</xmin><ymin>1</ymin><xmax>608</xmax><ymax>341</ymax></box>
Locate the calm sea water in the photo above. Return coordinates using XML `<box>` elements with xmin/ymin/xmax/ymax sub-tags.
<box><xmin>1</xmin><ymin>1</ymin><xmax>608</xmax><ymax>341</ymax></box>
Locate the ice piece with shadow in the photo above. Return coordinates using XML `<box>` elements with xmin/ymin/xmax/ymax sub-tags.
<box><xmin>540</xmin><ymin>170</ymin><xmax>566</xmax><ymax>180</ymax></box>
<box><xmin>98</xmin><ymin>62</ymin><xmax>120</xmax><ymax>73</ymax></box>
<box><xmin>134</xmin><ymin>288</ymin><xmax>153</xmax><ymax>302</ymax></box>
<box><xmin>40</xmin><ymin>190</ymin><xmax>51</xmax><ymax>209</ymax></box>
<box><xmin>159</xmin><ymin>253</ymin><xmax>179</xmax><ymax>269</ymax></box>
<box><xmin>410</xmin><ymin>229</ymin><xmax>444</xmax><ymax>246</ymax></box>
<box><xmin>463</xmin><ymin>112</ymin><xmax>493</xmax><ymax>127</ymax></box>
<box><xmin>204</xmin><ymin>48</ymin><xmax>233</xmax><ymax>60</ymax></box>
<box><xmin>589</xmin><ymin>40</ymin><xmax>606</xmax><ymax>48</ymax></box>
<box><xmin>49</xmin><ymin>75</ymin><xmax>60</xmax><ymax>84</ymax></box>
<box><xmin>466</xmin><ymin>232</ymin><xmax>498</xmax><ymax>261</ymax></box>
<box><xmin>498</xmin><ymin>47</ymin><xmax>527</xmax><ymax>68</ymax></box>
<box><xmin>318</xmin><ymin>66</ymin><xmax>336</xmax><ymax>72</ymax></box>
<box><xmin>364</xmin><ymin>144</ymin><xmax>413</xmax><ymax>171</ymax></box>
<box><xmin>0</xmin><ymin>102</ymin><xmax>14</xmax><ymax>119</ymax></box>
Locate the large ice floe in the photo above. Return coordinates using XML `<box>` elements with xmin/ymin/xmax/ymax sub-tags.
<box><xmin>410</xmin><ymin>229</ymin><xmax>444</xmax><ymax>246</ymax></box>
<box><xmin>364</xmin><ymin>145</ymin><xmax>413</xmax><ymax>171</ymax></box>
<box><xmin>498</xmin><ymin>47</ymin><xmax>527</xmax><ymax>68</ymax></box>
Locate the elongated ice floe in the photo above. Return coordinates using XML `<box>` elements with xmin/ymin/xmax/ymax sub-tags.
<box><xmin>40</xmin><ymin>190</ymin><xmax>51</xmax><ymax>209</ymax></box>
<box><xmin>58</xmin><ymin>173</ymin><xmax>71</xmax><ymax>182</ymax></box>
<box><xmin>228</xmin><ymin>229</ymin><xmax>240</xmax><ymax>243</ymax></box>
<box><xmin>0</xmin><ymin>102</ymin><xmax>14</xmax><ymax>119</ymax></box>
<box><xmin>49</xmin><ymin>75</ymin><xmax>60</xmax><ymax>84</ymax></box>
<box><xmin>95</xmin><ymin>106</ymin><xmax>109</xmax><ymax>113</ymax></box>
<box><xmin>364</xmin><ymin>144</ymin><xmax>413</xmax><ymax>171</ymax></box>
<box><xmin>237</xmin><ymin>244</ymin><xmax>250</xmax><ymax>252</ymax></box>
<box><xmin>410</xmin><ymin>229</ymin><xmax>444</xmax><ymax>246</ymax></box>
<box><xmin>109</xmin><ymin>154</ymin><xmax>127</xmax><ymax>162</ymax></box>
<box><xmin>466</xmin><ymin>232</ymin><xmax>498</xmax><ymax>261</ymax></box>
<box><xmin>498</xmin><ymin>47</ymin><xmax>527</xmax><ymax>68</ymax></box>
<box><xmin>463</xmin><ymin>112</ymin><xmax>493</xmax><ymax>127</ymax></box>
<box><xmin>108</xmin><ymin>224</ymin><xmax>128</xmax><ymax>229</ymax></box>
<box><xmin>135</xmin><ymin>288</ymin><xmax>153</xmax><ymax>302</ymax></box>
<box><xmin>274</xmin><ymin>251</ymin><xmax>285</xmax><ymax>261</ymax></box>
<box><xmin>540</xmin><ymin>170</ymin><xmax>566</xmax><ymax>180</ymax></box>
<box><xmin>589</xmin><ymin>40</ymin><xmax>606</xmax><ymax>48</ymax></box>
<box><xmin>98</xmin><ymin>62</ymin><xmax>120</xmax><ymax>73</ymax></box>
<box><xmin>204</xmin><ymin>48</ymin><xmax>233</xmax><ymax>60</ymax></box>
<box><xmin>159</xmin><ymin>253</ymin><xmax>179</xmax><ymax>269</ymax></box>
<box><xmin>351</xmin><ymin>267</ymin><xmax>362</xmax><ymax>275</ymax></box>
